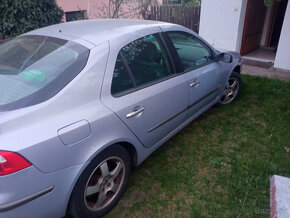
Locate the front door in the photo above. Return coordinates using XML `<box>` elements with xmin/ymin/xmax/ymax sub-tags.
<box><xmin>184</xmin><ymin>63</ymin><xmax>222</xmax><ymax>116</ymax></box>
<box><xmin>102</xmin><ymin>33</ymin><xmax>189</xmax><ymax>148</ymax></box>
<box><xmin>166</xmin><ymin>31</ymin><xmax>224</xmax><ymax>116</ymax></box>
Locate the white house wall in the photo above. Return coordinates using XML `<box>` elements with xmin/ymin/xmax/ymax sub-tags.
<box><xmin>199</xmin><ymin>0</ymin><xmax>247</xmax><ymax>52</ymax></box>
<box><xmin>274</xmin><ymin>1</ymin><xmax>290</xmax><ymax>70</ymax></box>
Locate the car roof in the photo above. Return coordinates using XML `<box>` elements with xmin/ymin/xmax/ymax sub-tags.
<box><xmin>27</xmin><ymin>19</ymin><xmax>176</xmax><ymax>47</ymax></box>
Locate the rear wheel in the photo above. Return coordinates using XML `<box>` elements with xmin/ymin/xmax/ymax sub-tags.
<box><xmin>68</xmin><ymin>145</ymin><xmax>131</xmax><ymax>218</ymax></box>
<box><xmin>217</xmin><ymin>71</ymin><xmax>241</xmax><ymax>105</ymax></box>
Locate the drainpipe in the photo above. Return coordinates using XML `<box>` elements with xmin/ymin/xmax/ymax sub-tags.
<box><xmin>87</xmin><ymin>0</ymin><xmax>90</xmax><ymax>19</ymax></box>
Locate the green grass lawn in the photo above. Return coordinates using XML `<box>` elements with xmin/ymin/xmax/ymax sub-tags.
<box><xmin>106</xmin><ymin>75</ymin><xmax>290</xmax><ymax>218</ymax></box>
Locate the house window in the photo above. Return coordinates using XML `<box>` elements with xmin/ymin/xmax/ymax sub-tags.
<box><xmin>65</xmin><ymin>11</ymin><xmax>86</xmax><ymax>22</ymax></box>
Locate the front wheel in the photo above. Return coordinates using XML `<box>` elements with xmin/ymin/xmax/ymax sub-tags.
<box><xmin>68</xmin><ymin>145</ymin><xmax>131</xmax><ymax>218</ymax></box>
<box><xmin>217</xmin><ymin>71</ymin><xmax>241</xmax><ymax>106</ymax></box>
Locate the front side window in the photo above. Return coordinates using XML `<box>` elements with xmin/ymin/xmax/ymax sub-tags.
<box><xmin>0</xmin><ymin>35</ymin><xmax>89</xmax><ymax>110</ymax></box>
<box><xmin>167</xmin><ymin>31</ymin><xmax>213</xmax><ymax>71</ymax></box>
<box><xmin>111</xmin><ymin>34</ymin><xmax>174</xmax><ymax>96</ymax></box>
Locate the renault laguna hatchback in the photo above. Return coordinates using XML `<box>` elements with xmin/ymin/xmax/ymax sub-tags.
<box><xmin>0</xmin><ymin>19</ymin><xmax>242</xmax><ymax>218</ymax></box>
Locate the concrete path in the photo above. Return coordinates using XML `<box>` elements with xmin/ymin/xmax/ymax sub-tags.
<box><xmin>242</xmin><ymin>64</ymin><xmax>290</xmax><ymax>81</ymax></box>
<box><xmin>270</xmin><ymin>175</ymin><xmax>290</xmax><ymax>218</ymax></box>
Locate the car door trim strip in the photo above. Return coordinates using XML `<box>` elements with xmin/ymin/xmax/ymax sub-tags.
<box><xmin>148</xmin><ymin>107</ymin><xmax>188</xmax><ymax>133</ymax></box>
<box><xmin>148</xmin><ymin>87</ymin><xmax>220</xmax><ymax>133</ymax></box>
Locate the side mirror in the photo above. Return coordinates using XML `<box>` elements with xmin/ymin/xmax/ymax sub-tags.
<box><xmin>215</xmin><ymin>53</ymin><xmax>233</xmax><ymax>63</ymax></box>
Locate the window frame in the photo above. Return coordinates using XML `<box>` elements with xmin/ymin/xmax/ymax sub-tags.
<box><xmin>111</xmin><ymin>33</ymin><xmax>179</xmax><ymax>98</ymax></box>
<box><xmin>65</xmin><ymin>10</ymin><xmax>87</xmax><ymax>22</ymax></box>
<box><xmin>164</xmin><ymin>31</ymin><xmax>216</xmax><ymax>74</ymax></box>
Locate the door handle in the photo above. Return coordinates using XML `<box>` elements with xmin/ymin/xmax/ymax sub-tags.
<box><xmin>190</xmin><ymin>81</ymin><xmax>200</xmax><ymax>87</ymax></box>
<box><xmin>126</xmin><ymin>107</ymin><xmax>145</xmax><ymax>118</ymax></box>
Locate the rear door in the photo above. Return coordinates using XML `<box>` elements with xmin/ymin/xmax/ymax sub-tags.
<box><xmin>101</xmin><ymin>33</ymin><xmax>189</xmax><ymax>148</ymax></box>
<box><xmin>165</xmin><ymin>31</ymin><xmax>224</xmax><ymax>116</ymax></box>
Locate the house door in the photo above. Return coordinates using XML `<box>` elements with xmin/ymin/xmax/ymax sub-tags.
<box><xmin>240</xmin><ymin>0</ymin><xmax>267</xmax><ymax>55</ymax></box>
<box><xmin>267</xmin><ymin>0</ymin><xmax>289</xmax><ymax>48</ymax></box>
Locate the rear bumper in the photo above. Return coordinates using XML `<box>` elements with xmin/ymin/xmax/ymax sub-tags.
<box><xmin>0</xmin><ymin>186</ymin><xmax>54</xmax><ymax>212</ymax></box>
<box><xmin>0</xmin><ymin>163</ymin><xmax>85</xmax><ymax>218</ymax></box>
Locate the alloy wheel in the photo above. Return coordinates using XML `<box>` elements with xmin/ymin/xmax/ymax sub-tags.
<box><xmin>84</xmin><ymin>157</ymin><xmax>125</xmax><ymax>211</ymax></box>
<box><xmin>219</xmin><ymin>77</ymin><xmax>240</xmax><ymax>104</ymax></box>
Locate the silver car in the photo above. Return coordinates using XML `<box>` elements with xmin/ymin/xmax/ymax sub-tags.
<box><xmin>0</xmin><ymin>19</ymin><xmax>242</xmax><ymax>218</ymax></box>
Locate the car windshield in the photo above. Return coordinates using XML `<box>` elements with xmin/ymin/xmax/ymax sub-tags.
<box><xmin>0</xmin><ymin>35</ymin><xmax>89</xmax><ymax>110</ymax></box>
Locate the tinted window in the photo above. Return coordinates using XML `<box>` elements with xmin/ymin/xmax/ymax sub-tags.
<box><xmin>0</xmin><ymin>35</ymin><xmax>89</xmax><ymax>110</ymax></box>
<box><xmin>167</xmin><ymin>32</ymin><xmax>213</xmax><ymax>71</ymax></box>
<box><xmin>111</xmin><ymin>54</ymin><xmax>134</xmax><ymax>95</ymax></box>
<box><xmin>121</xmin><ymin>34</ymin><xmax>174</xmax><ymax>87</ymax></box>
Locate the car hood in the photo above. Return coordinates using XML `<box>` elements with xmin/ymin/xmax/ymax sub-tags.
<box><xmin>227</xmin><ymin>51</ymin><xmax>241</xmax><ymax>60</ymax></box>
<box><xmin>216</xmin><ymin>48</ymin><xmax>240</xmax><ymax>59</ymax></box>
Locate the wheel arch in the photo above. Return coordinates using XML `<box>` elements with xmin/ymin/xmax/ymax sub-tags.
<box><xmin>85</xmin><ymin>141</ymin><xmax>138</xmax><ymax>168</ymax></box>
<box><xmin>117</xmin><ymin>141</ymin><xmax>138</xmax><ymax>168</ymax></box>
<box><xmin>225</xmin><ymin>64</ymin><xmax>241</xmax><ymax>82</ymax></box>
<box><xmin>64</xmin><ymin>140</ymin><xmax>138</xmax><ymax>216</ymax></box>
<box><xmin>233</xmin><ymin>65</ymin><xmax>241</xmax><ymax>74</ymax></box>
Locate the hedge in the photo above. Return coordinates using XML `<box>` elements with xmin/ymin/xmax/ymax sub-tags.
<box><xmin>0</xmin><ymin>0</ymin><xmax>63</xmax><ymax>39</ymax></box>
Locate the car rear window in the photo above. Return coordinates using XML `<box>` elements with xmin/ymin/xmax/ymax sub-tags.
<box><xmin>0</xmin><ymin>35</ymin><xmax>89</xmax><ymax>110</ymax></box>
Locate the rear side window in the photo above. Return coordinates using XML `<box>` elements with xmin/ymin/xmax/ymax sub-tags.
<box><xmin>111</xmin><ymin>54</ymin><xmax>134</xmax><ymax>95</ymax></box>
<box><xmin>111</xmin><ymin>34</ymin><xmax>174</xmax><ymax>96</ymax></box>
<box><xmin>0</xmin><ymin>35</ymin><xmax>89</xmax><ymax>110</ymax></box>
<box><xmin>167</xmin><ymin>31</ymin><xmax>213</xmax><ymax>71</ymax></box>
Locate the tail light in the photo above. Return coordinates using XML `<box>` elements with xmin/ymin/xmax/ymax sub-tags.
<box><xmin>0</xmin><ymin>151</ymin><xmax>31</xmax><ymax>176</ymax></box>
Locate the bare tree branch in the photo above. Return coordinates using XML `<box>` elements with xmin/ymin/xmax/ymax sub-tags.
<box><xmin>95</xmin><ymin>0</ymin><xmax>159</xmax><ymax>19</ymax></box>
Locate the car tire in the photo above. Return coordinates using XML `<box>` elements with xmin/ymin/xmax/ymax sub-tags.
<box><xmin>216</xmin><ymin>71</ymin><xmax>241</xmax><ymax>106</ymax></box>
<box><xmin>67</xmin><ymin>145</ymin><xmax>131</xmax><ymax>218</ymax></box>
